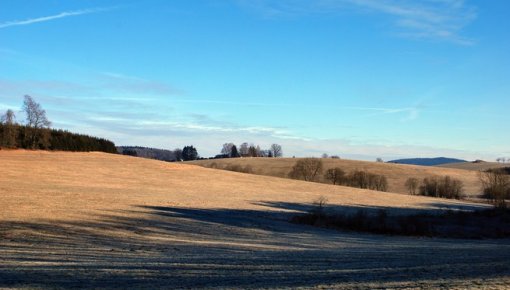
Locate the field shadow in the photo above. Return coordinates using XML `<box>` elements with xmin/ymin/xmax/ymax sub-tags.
<box><xmin>253</xmin><ymin>199</ymin><xmax>490</xmax><ymax>217</ymax></box>
<box><xmin>1</xmin><ymin>201</ymin><xmax>509</xmax><ymax>288</ymax></box>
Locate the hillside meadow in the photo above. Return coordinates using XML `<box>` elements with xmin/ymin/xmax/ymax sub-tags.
<box><xmin>438</xmin><ymin>161</ymin><xmax>510</xmax><ymax>171</ymax></box>
<box><xmin>190</xmin><ymin>157</ymin><xmax>483</xmax><ymax>196</ymax></box>
<box><xmin>1</xmin><ymin>150</ymin><xmax>509</xmax><ymax>288</ymax></box>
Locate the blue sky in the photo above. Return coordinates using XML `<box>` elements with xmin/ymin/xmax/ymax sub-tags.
<box><xmin>0</xmin><ymin>0</ymin><xmax>509</xmax><ymax>160</ymax></box>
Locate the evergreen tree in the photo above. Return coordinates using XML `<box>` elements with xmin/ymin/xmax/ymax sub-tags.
<box><xmin>248</xmin><ymin>145</ymin><xmax>257</xmax><ymax>157</ymax></box>
<box><xmin>182</xmin><ymin>145</ymin><xmax>198</xmax><ymax>161</ymax></box>
<box><xmin>230</xmin><ymin>145</ymin><xmax>240</xmax><ymax>158</ymax></box>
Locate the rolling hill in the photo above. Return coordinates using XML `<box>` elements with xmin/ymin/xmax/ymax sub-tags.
<box><xmin>190</xmin><ymin>157</ymin><xmax>483</xmax><ymax>196</ymax></box>
<box><xmin>1</xmin><ymin>150</ymin><xmax>508</xmax><ymax>288</ymax></box>
<box><xmin>438</xmin><ymin>161</ymin><xmax>510</xmax><ymax>171</ymax></box>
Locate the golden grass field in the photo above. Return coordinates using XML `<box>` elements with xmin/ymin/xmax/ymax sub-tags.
<box><xmin>1</xmin><ymin>150</ymin><xmax>509</xmax><ymax>288</ymax></box>
<box><xmin>438</xmin><ymin>161</ymin><xmax>510</xmax><ymax>171</ymax></box>
<box><xmin>190</xmin><ymin>157</ymin><xmax>483</xmax><ymax>196</ymax></box>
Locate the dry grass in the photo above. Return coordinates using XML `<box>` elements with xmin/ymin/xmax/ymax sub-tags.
<box><xmin>190</xmin><ymin>157</ymin><xmax>482</xmax><ymax>196</ymax></box>
<box><xmin>438</xmin><ymin>161</ymin><xmax>510</xmax><ymax>171</ymax></box>
<box><xmin>0</xmin><ymin>151</ymin><xmax>484</xmax><ymax>222</ymax></box>
<box><xmin>1</xmin><ymin>150</ymin><xmax>509</xmax><ymax>289</ymax></box>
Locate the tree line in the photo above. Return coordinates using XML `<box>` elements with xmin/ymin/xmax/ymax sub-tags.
<box><xmin>404</xmin><ymin>168</ymin><xmax>510</xmax><ymax>205</ymax></box>
<box><xmin>216</xmin><ymin>142</ymin><xmax>282</xmax><ymax>158</ymax></box>
<box><xmin>118</xmin><ymin>146</ymin><xmax>177</xmax><ymax>161</ymax></box>
<box><xmin>0</xmin><ymin>95</ymin><xmax>116</xmax><ymax>153</ymax></box>
<box><xmin>478</xmin><ymin>168</ymin><xmax>510</xmax><ymax>208</ymax></box>
<box><xmin>119</xmin><ymin>143</ymin><xmax>284</xmax><ymax>162</ymax></box>
<box><xmin>288</xmin><ymin>158</ymin><xmax>389</xmax><ymax>192</ymax></box>
<box><xmin>404</xmin><ymin>176</ymin><xmax>464</xmax><ymax>200</ymax></box>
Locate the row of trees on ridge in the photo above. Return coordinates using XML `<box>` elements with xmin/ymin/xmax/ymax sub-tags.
<box><xmin>217</xmin><ymin>142</ymin><xmax>282</xmax><ymax>158</ymax></box>
<box><xmin>0</xmin><ymin>95</ymin><xmax>116</xmax><ymax>153</ymax></box>
<box><xmin>288</xmin><ymin>158</ymin><xmax>389</xmax><ymax>192</ymax></box>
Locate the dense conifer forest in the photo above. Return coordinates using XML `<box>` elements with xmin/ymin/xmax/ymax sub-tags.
<box><xmin>0</xmin><ymin>124</ymin><xmax>117</xmax><ymax>153</ymax></box>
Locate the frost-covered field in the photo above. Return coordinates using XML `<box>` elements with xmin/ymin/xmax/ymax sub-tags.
<box><xmin>1</xmin><ymin>151</ymin><xmax>509</xmax><ymax>288</ymax></box>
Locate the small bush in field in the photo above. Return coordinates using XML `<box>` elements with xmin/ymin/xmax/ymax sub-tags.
<box><xmin>222</xmin><ymin>164</ymin><xmax>254</xmax><ymax>174</ymax></box>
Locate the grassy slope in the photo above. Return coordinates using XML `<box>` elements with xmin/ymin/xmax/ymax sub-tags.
<box><xmin>190</xmin><ymin>157</ymin><xmax>482</xmax><ymax>196</ymax></box>
<box><xmin>2</xmin><ymin>151</ymin><xmax>508</xmax><ymax>288</ymax></box>
<box><xmin>0</xmin><ymin>151</ymin><xmax>484</xmax><ymax>222</ymax></box>
<box><xmin>438</xmin><ymin>161</ymin><xmax>509</xmax><ymax>171</ymax></box>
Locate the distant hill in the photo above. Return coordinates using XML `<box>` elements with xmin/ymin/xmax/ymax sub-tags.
<box><xmin>387</xmin><ymin>157</ymin><xmax>467</xmax><ymax>166</ymax></box>
<box><xmin>117</xmin><ymin>146</ymin><xmax>176</xmax><ymax>162</ymax></box>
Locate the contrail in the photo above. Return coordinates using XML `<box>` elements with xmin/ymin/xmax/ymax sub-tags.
<box><xmin>0</xmin><ymin>8</ymin><xmax>110</xmax><ymax>29</ymax></box>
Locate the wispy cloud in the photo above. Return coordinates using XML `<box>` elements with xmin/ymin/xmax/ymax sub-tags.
<box><xmin>83</xmin><ymin>112</ymin><xmax>495</xmax><ymax>161</ymax></box>
<box><xmin>99</xmin><ymin>72</ymin><xmax>182</xmax><ymax>96</ymax></box>
<box><xmin>171</xmin><ymin>98</ymin><xmax>422</xmax><ymax>119</ymax></box>
<box><xmin>0</xmin><ymin>7</ymin><xmax>111</xmax><ymax>29</ymax></box>
<box><xmin>238</xmin><ymin>0</ymin><xmax>477</xmax><ymax>44</ymax></box>
<box><xmin>355</xmin><ymin>104</ymin><xmax>423</xmax><ymax>121</ymax></box>
<box><xmin>357</xmin><ymin>0</ymin><xmax>477</xmax><ymax>44</ymax></box>
<box><xmin>0</xmin><ymin>73</ymin><xmax>180</xmax><ymax>99</ymax></box>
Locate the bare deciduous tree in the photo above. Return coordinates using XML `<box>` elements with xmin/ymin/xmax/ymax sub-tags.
<box><xmin>255</xmin><ymin>145</ymin><xmax>262</xmax><ymax>157</ymax></box>
<box><xmin>324</xmin><ymin>167</ymin><xmax>345</xmax><ymax>185</ymax></box>
<box><xmin>288</xmin><ymin>158</ymin><xmax>323</xmax><ymax>181</ymax></box>
<box><xmin>479</xmin><ymin>170</ymin><xmax>510</xmax><ymax>208</ymax></box>
<box><xmin>270</xmin><ymin>143</ymin><xmax>282</xmax><ymax>157</ymax></box>
<box><xmin>405</xmin><ymin>177</ymin><xmax>419</xmax><ymax>195</ymax></box>
<box><xmin>239</xmin><ymin>142</ymin><xmax>249</xmax><ymax>157</ymax></box>
<box><xmin>371</xmin><ymin>174</ymin><xmax>388</xmax><ymax>192</ymax></box>
<box><xmin>1</xmin><ymin>109</ymin><xmax>16</xmax><ymax>124</ymax></box>
<box><xmin>345</xmin><ymin>170</ymin><xmax>389</xmax><ymax>192</ymax></box>
<box><xmin>221</xmin><ymin>143</ymin><xmax>235</xmax><ymax>156</ymax></box>
<box><xmin>418</xmin><ymin>176</ymin><xmax>464</xmax><ymax>199</ymax></box>
<box><xmin>312</xmin><ymin>195</ymin><xmax>328</xmax><ymax>216</ymax></box>
<box><xmin>22</xmin><ymin>95</ymin><xmax>51</xmax><ymax>149</ymax></box>
<box><xmin>23</xmin><ymin>95</ymin><xmax>51</xmax><ymax>128</ymax></box>
<box><xmin>173</xmin><ymin>148</ymin><xmax>183</xmax><ymax>161</ymax></box>
<box><xmin>0</xmin><ymin>109</ymin><xmax>18</xmax><ymax>148</ymax></box>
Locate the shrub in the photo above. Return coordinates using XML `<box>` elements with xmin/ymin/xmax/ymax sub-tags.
<box><xmin>223</xmin><ymin>164</ymin><xmax>254</xmax><ymax>174</ymax></box>
<box><xmin>241</xmin><ymin>165</ymin><xmax>254</xmax><ymax>174</ymax></box>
